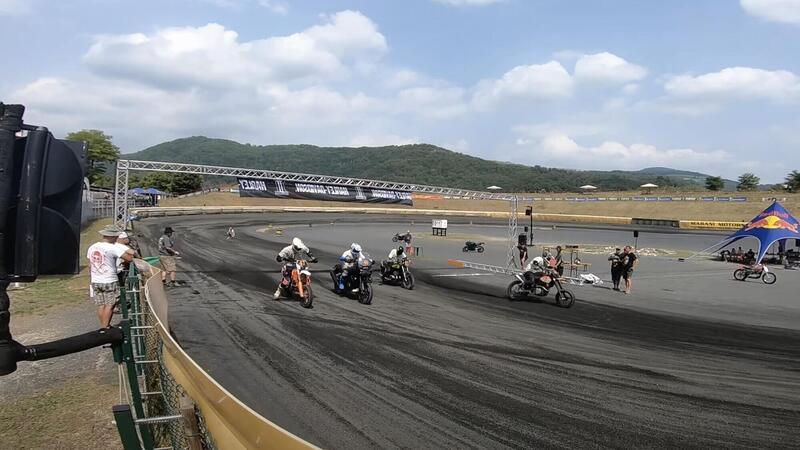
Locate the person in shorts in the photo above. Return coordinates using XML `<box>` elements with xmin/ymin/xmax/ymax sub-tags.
<box><xmin>158</xmin><ymin>226</ymin><xmax>180</xmax><ymax>286</ymax></box>
<box><xmin>88</xmin><ymin>226</ymin><xmax>134</xmax><ymax>328</ymax></box>
<box><xmin>622</xmin><ymin>245</ymin><xmax>638</xmax><ymax>294</ymax></box>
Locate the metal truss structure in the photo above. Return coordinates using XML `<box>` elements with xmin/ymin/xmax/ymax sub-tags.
<box><xmin>113</xmin><ymin>159</ymin><xmax>531</xmax><ymax>264</ymax></box>
<box><xmin>506</xmin><ymin>196</ymin><xmax>519</xmax><ymax>270</ymax></box>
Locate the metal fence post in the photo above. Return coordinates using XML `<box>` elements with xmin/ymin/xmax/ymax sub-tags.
<box><xmin>120</xmin><ymin>318</ymin><xmax>155</xmax><ymax>449</ymax></box>
<box><xmin>113</xmin><ymin>404</ymin><xmax>143</xmax><ymax>450</ymax></box>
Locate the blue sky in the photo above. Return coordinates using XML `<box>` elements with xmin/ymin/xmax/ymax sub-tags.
<box><xmin>2</xmin><ymin>0</ymin><xmax>799</xmax><ymax>182</ymax></box>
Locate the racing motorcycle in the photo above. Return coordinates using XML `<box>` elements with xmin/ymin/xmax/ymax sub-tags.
<box><xmin>381</xmin><ymin>257</ymin><xmax>414</xmax><ymax>290</ymax></box>
<box><xmin>733</xmin><ymin>264</ymin><xmax>776</xmax><ymax>284</ymax></box>
<box><xmin>392</xmin><ymin>232</ymin><xmax>412</xmax><ymax>243</ymax></box>
<box><xmin>463</xmin><ymin>241</ymin><xmax>485</xmax><ymax>253</ymax></box>
<box><xmin>277</xmin><ymin>259</ymin><xmax>315</xmax><ymax>308</ymax></box>
<box><xmin>507</xmin><ymin>267</ymin><xmax>575</xmax><ymax>308</ymax></box>
<box><xmin>331</xmin><ymin>255</ymin><xmax>375</xmax><ymax>304</ymax></box>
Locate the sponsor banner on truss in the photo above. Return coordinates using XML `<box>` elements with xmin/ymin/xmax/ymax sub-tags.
<box><xmin>237</xmin><ymin>178</ymin><xmax>413</xmax><ymax>205</ymax></box>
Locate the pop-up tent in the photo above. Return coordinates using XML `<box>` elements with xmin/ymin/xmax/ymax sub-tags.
<box><xmin>714</xmin><ymin>201</ymin><xmax>799</xmax><ymax>264</ymax></box>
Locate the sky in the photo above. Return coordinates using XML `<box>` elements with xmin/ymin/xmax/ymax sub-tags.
<box><xmin>2</xmin><ymin>0</ymin><xmax>799</xmax><ymax>183</ymax></box>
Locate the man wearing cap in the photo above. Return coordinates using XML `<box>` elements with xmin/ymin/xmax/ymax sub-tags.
<box><xmin>115</xmin><ymin>232</ymin><xmax>135</xmax><ymax>287</ymax></box>
<box><xmin>87</xmin><ymin>226</ymin><xmax>134</xmax><ymax>328</ymax></box>
<box><xmin>158</xmin><ymin>226</ymin><xmax>180</xmax><ymax>286</ymax></box>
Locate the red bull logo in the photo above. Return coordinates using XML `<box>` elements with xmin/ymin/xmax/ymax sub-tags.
<box><xmin>745</xmin><ymin>214</ymin><xmax>799</xmax><ymax>233</ymax></box>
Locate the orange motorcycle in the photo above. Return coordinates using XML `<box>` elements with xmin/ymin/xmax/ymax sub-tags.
<box><xmin>278</xmin><ymin>259</ymin><xmax>315</xmax><ymax>308</ymax></box>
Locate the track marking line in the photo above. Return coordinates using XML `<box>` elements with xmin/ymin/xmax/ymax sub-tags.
<box><xmin>432</xmin><ymin>272</ymin><xmax>495</xmax><ymax>277</ymax></box>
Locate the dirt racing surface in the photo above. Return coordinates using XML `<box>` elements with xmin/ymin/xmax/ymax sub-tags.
<box><xmin>136</xmin><ymin>213</ymin><xmax>800</xmax><ymax>449</ymax></box>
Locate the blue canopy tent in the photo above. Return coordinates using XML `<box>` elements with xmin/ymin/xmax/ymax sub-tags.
<box><xmin>715</xmin><ymin>201</ymin><xmax>799</xmax><ymax>264</ymax></box>
<box><xmin>143</xmin><ymin>187</ymin><xmax>167</xmax><ymax>195</ymax></box>
<box><xmin>129</xmin><ymin>187</ymin><xmax>147</xmax><ymax>195</ymax></box>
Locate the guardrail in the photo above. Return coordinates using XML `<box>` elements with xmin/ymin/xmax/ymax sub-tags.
<box><xmin>114</xmin><ymin>260</ymin><xmax>319</xmax><ymax>450</ymax></box>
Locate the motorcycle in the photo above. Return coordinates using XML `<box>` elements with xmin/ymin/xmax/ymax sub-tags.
<box><xmin>381</xmin><ymin>257</ymin><xmax>414</xmax><ymax>290</ymax></box>
<box><xmin>392</xmin><ymin>233</ymin><xmax>412</xmax><ymax>243</ymax></box>
<box><xmin>331</xmin><ymin>255</ymin><xmax>375</xmax><ymax>304</ymax></box>
<box><xmin>733</xmin><ymin>264</ymin><xmax>776</xmax><ymax>284</ymax></box>
<box><xmin>463</xmin><ymin>241</ymin><xmax>485</xmax><ymax>253</ymax></box>
<box><xmin>277</xmin><ymin>259</ymin><xmax>315</xmax><ymax>308</ymax></box>
<box><xmin>507</xmin><ymin>267</ymin><xmax>575</xmax><ymax>308</ymax></box>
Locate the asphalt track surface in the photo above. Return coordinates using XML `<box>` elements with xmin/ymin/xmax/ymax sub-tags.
<box><xmin>137</xmin><ymin>213</ymin><xmax>800</xmax><ymax>449</ymax></box>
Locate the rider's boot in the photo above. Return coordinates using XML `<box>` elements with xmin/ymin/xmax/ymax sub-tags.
<box><xmin>273</xmin><ymin>286</ymin><xmax>281</xmax><ymax>299</ymax></box>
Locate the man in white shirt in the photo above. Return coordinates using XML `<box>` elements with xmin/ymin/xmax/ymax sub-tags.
<box><xmin>87</xmin><ymin>226</ymin><xmax>134</xmax><ymax>328</ymax></box>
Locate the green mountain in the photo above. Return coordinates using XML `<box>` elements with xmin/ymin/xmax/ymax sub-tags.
<box><xmin>126</xmin><ymin>136</ymin><xmax>701</xmax><ymax>192</ymax></box>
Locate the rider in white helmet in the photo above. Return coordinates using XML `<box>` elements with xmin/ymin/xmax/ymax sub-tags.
<box><xmin>274</xmin><ymin>237</ymin><xmax>316</xmax><ymax>299</ymax></box>
<box><xmin>336</xmin><ymin>243</ymin><xmax>367</xmax><ymax>291</ymax></box>
<box><xmin>525</xmin><ymin>256</ymin><xmax>545</xmax><ymax>273</ymax></box>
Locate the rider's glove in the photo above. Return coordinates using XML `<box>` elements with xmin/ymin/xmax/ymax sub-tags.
<box><xmin>276</xmin><ymin>255</ymin><xmax>283</xmax><ymax>263</ymax></box>
<box><xmin>310</xmin><ymin>257</ymin><xmax>319</xmax><ymax>263</ymax></box>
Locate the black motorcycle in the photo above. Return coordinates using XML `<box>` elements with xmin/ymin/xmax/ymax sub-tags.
<box><xmin>331</xmin><ymin>256</ymin><xmax>375</xmax><ymax>304</ymax></box>
<box><xmin>463</xmin><ymin>241</ymin><xmax>485</xmax><ymax>253</ymax></box>
<box><xmin>507</xmin><ymin>267</ymin><xmax>575</xmax><ymax>308</ymax></box>
<box><xmin>381</xmin><ymin>257</ymin><xmax>414</xmax><ymax>290</ymax></box>
<box><xmin>392</xmin><ymin>232</ymin><xmax>412</xmax><ymax>244</ymax></box>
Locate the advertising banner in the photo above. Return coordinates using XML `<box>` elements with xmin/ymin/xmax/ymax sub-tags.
<box><xmin>237</xmin><ymin>178</ymin><xmax>413</xmax><ymax>205</ymax></box>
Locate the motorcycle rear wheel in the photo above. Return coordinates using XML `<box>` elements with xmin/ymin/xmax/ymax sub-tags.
<box><xmin>733</xmin><ymin>269</ymin><xmax>747</xmax><ymax>281</ymax></box>
<box><xmin>762</xmin><ymin>272</ymin><xmax>777</xmax><ymax>284</ymax></box>
<box><xmin>392</xmin><ymin>236</ymin><xmax>398</xmax><ymax>242</ymax></box>
<box><xmin>555</xmin><ymin>290</ymin><xmax>575</xmax><ymax>308</ymax></box>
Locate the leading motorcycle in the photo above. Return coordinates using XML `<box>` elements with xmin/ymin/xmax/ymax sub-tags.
<box><xmin>276</xmin><ymin>259</ymin><xmax>315</xmax><ymax>308</ymax></box>
<box><xmin>733</xmin><ymin>264</ymin><xmax>776</xmax><ymax>284</ymax></box>
<box><xmin>507</xmin><ymin>267</ymin><xmax>575</xmax><ymax>308</ymax></box>
<box><xmin>331</xmin><ymin>255</ymin><xmax>375</xmax><ymax>304</ymax></box>
<box><xmin>381</xmin><ymin>257</ymin><xmax>414</xmax><ymax>290</ymax></box>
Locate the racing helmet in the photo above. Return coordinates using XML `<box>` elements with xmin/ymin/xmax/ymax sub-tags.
<box><xmin>397</xmin><ymin>246</ymin><xmax>404</xmax><ymax>254</ymax></box>
<box><xmin>531</xmin><ymin>256</ymin><xmax>544</xmax><ymax>268</ymax></box>
<box><xmin>292</xmin><ymin>237</ymin><xmax>304</xmax><ymax>251</ymax></box>
<box><xmin>351</xmin><ymin>243</ymin><xmax>362</xmax><ymax>254</ymax></box>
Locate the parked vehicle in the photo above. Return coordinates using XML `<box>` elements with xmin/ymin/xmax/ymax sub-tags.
<box><xmin>733</xmin><ymin>264</ymin><xmax>776</xmax><ymax>284</ymax></box>
<box><xmin>507</xmin><ymin>267</ymin><xmax>575</xmax><ymax>308</ymax></box>
<box><xmin>276</xmin><ymin>259</ymin><xmax>315</xmax><ymax>308</ymax></box>
<box><xmin>392</xmin><ymin>232</ymin><xmax>412</xmax><ymax>243</ymax></box>
<box><xmin>331</xmin><ymin>255</ymin><xmax>375</xmax><ymax>304</ymax></box>
<box><xmin>463</xmin><ymin>241</ymin><xmax>485</xmax><ymax>253</ymax></box>
<box><xmin>381</xmin><ymin>257</ymin><xmax>414</xmax><ymax>290</ymax></box>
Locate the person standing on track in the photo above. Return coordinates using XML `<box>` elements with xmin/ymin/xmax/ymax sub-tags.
<box><xmin>88</xmin><ymin>226</ymin><xmax>134</xmax><ymax>328</ymax></box>
<box><xmin>621</xmin><ymin>245</ymin><xmax>638</xmax><ymax>294</ymax></box>
<box><xmin>158</xmin><ymin>226</ymin><xmax>180</xmax><ymax>286</ymax></box>
<box><xmin>274</xmin><ymin>237</ymin><xmax>317</xmax><ymax>299</ymax></box>
<box><xmin>608</xmin><ymin>247</ymin><xmax>623</xmax><ymax>291</ymax></box>
<box><xmin>554</xmin><ymin>245</ymin><xmax>564</xmax><ymax>277</ymax></box>
<box><xmin>226</xmin><ymin>226</ymin><xmax>236</xmax><ymax>240</ymax></box>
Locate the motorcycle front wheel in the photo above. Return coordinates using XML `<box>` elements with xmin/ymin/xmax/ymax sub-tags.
<box><xmin>555</xmin><ymin>290</ymin><xmax>575</xmax><ymax>308</ymax></box>
<box><xmin>300</xmin><ymin>285</ymin><xmax>313</xmax><ymax>308</ymax></box>
<box><xmin>507</xmin><ymin>280</ymin><xmax>524</xmax><ymax>300</ymax></box>
<box><xmin>359</xmin><ymin>283</ymin><xmax>373</xmax><ymax>305</ymax></box>
<box><xmin>477</xmin><ymin>246</ymin><xmax>484</xmax><ymax>253</ymax></box>
<box><xmin>462</xmin><ymin>246</ymin><xmax>469</xmax><ymax>252</ymax></box>
<box><xmin>402</xmin><ymin>272</ymin><xmax>414</xmax><ymax>290</ymax></box>
<box><xmin>733</xmin><ymin>269</ymin><xmax>747</xmax><ymax>281</ymax></box>
<box><xmin>762</xmin><ymin>272</ymin><xmax>777</xmax><ymax>284</ymax></box>
<box><xmin>392</xmin><ymin>236</ymin><xmax>398</xmax><ymax>242</ymax></box>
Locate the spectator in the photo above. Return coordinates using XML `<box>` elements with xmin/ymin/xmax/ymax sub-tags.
<box><xmin>745</xmin><ymin>248</ymin><xmax>755</xmax><ymax>264</ymax></box>
<box><xmin>115</xmin><ymin>232</ymin><xmax>133</xmax><ymax>287</ymax></box>
<box><xmin>608</xmin><ymin>248</ymin><xmax>623</xmax><ymax>291</ymax></box>
<box><xmin>158</xmin><ymin>226</ymin><xmax>180</xmax><ymax>286</ymax></box>
<box><xmin>622</xmin><ymin>245</ymin><xmax>638</xmax><ymax>294</ymax></box>
<box><xmin>87</xmin><ymin>226</ymin><xmax>133</xmax><ymax>328</ymax></box>
<box><xmin>517</xmin><ymin>244</ymin><xmax>529</xmax><ymax>268</ymax></box>
<box><xmin>554</xmin><ymin>245</ymin><xmax>564</xmax><ymax>277</ymax></box>
<box><xmin>126</xmin><ymin>233</ymin><xmax>142</xmax><ymax>258</ymax></box>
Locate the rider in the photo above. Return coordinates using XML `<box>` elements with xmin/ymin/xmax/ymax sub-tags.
<box><xmin>226</xmin><ymin>226</ymin><xmax>236</xmax><ymax>239</ymax></box>
<box><xmin>382</xmin><ymin>245</ymin><xmax>405</xmax><ymax>275</ymax></box>
<box><xmin>274</xmin><ymin>237</ymin><xmax>317</xmax><ymax>299</ymax></box>
<box><xmin>335</xmin><ymin>243</ymin><xmax>367</xmax><ymax>291</ymax></box>
<box><xmin>523</xmin><ymin>256</ymin><xmax>546</xmax><ymax>287</ymax></box>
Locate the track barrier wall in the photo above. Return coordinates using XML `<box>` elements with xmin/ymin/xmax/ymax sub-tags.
<box><xmin>117</xmin><ymin>260</ymin><xmax>319</xmax><ymax>450</ymax></box>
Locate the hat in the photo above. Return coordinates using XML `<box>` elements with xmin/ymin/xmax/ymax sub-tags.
<box><xmin>99</xmin><ymin>225</ymin><xmax>122</xmax><ymax>237</ymax></box>
<box><xmin>164</xmin><ymin>227</ymin><xmax>174</xmax><ymax>234</ymax></box>
<box><xmin>118</xmin><ymin>232</ymin><xmax>128</xmax><ymax>239</ymax></box>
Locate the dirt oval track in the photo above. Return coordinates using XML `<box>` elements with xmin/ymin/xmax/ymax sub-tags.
<box><xmin>137</xmin><ymin>213</ymin><xmax>800</xmax><ymax>449</ymax></box>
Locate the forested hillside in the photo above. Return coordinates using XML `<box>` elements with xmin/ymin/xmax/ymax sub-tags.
<box><xmin>128</xmin><ymin>137</ymin><xmax>698</xmax><ymax>192</ymax></box>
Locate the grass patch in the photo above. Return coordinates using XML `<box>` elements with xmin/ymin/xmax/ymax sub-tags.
<box><xmin>9</xmin><ymin>219</ymin><xmax>111</xmax><ymax>317</ymax></box>
<box><xmin>0</xmin><ymin>376</ymin><xmax>122</xmax><ymax>450</ymax></box>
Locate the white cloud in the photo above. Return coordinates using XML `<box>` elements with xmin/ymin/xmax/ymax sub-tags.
<box><xmin>573</xmin><ymin>52</ymin><xmax>647</xmax><ymax>84</ymax></box>
<box><xmin>531</xmin><ymin>132</ymin><xmax>730</xmax><ymax>172</ymax></box>
<box><xmin>83</xmin><ymin>11</ymin><xmax>386</xmax><ymax>88</ymax></box>
<box><xmin>472</xmin><ymin>61</ymin><xmax>573</xmax><ymax>109</ymax></box>
<box><xmin>397</xmin><ymin>86</ymin><xmax>468</xmax><ymax>119</ymax></box>
<box><xmin>0</xmin><ymin>0</ymin><xmax>30</xmax><ymax>15</ymax></box>
<box><xmin>432</xmin><ymin>0</ymin><xmax>504</xmax><ymax>6</ymax></box>
<box><xmin>258</xmin><ymin>0</ymin><xmax>288</xmax><ymax>14</ymax></box>
<box><xmin>741</xmin><ymin>0</ymin><xmax>800</xmax><ymax>24</ymax></box>
<box><xmin>664</xmin><ymin>67</ymin><xmax>800</xmax><ymax>102</ymax></box>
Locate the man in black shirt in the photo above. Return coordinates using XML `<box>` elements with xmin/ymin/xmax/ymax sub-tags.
<box><xmin>622</xmin><ymin>245</ymin><xmax>638</xmax><ymax>294</ymax></box>
<box><xmin>608</xmin><ymin>248</ymin><xmax>623</xmax><ymax>291</ymax></box>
